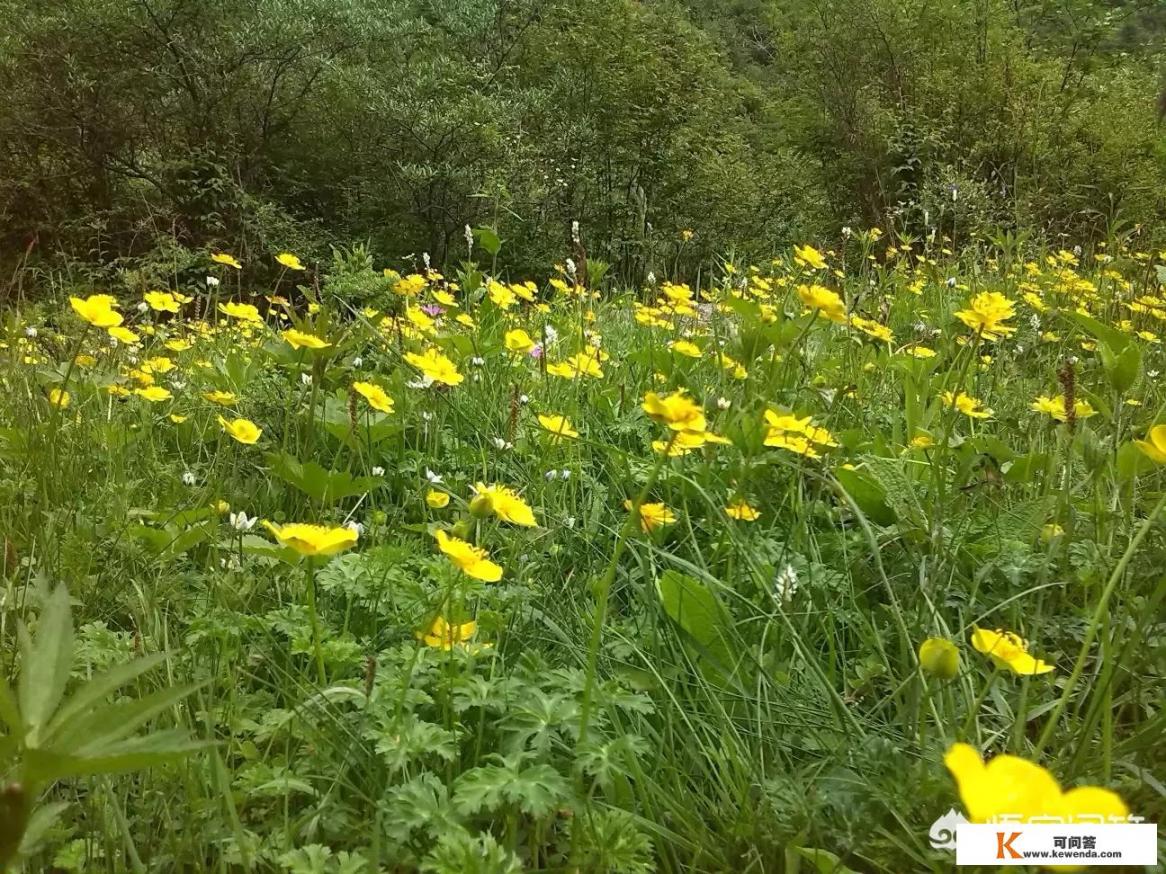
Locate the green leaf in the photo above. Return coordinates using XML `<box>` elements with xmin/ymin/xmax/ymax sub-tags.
<box><xmin>473</xmin><ymin>226</ymin><xmax>502</xmax><ymax>257</ymax></box>
<box><xmin>24</xmin><ymin>731</ymin><xmax>209</xmax><ymax>782</ymax></box>
<box><xmin>833</xmin><ymin>467</ymin><xmax>896</xmax><ymax>526</ymax></box>
<box><xmin>17</xmin><ymin>585</ymin><xmax>73</xmax><ymax>743</ymax></box>
<box><xmin>53</xmin><ymin>682</ymin><xmax>204</xmax><ymax>756</ymax></box>
<box><xmin>655</xmin><ymin>570</ymin><xmax>734</xmax><ymax>671</ymax></box>
<box><xmin>1100</xmin><ymin>342</ymin><xmax>1141</xmax><ymax>394</ymax></box>
<box><xmin>1061</xmin><ymin>310</ymin><xmax>1130</xmax><ymax>354</ymax></box>
<box><xmin>1117</xmin><ymin>441</ymin><xmax>1156</xmax><ymax>482</ymax></box>
<box><xmin>268</xmin><ymin>451</ymin><xmax>380</xmax><ymax>504</ymax></box>
<box><xmin>788</xmin><ymin>846</ymin><xmax>862</xmax><ymax>874</ymax></box>
<box><xmin>453</xmin><ymin>761</ymin><xmax>569</xmax><ymax>819</ymax></box>
<box><xmin>16</xmin><ymin>800</ymin><xmax>67</xmax><ymax>859</ymax></box>
<box><xmin>42</xmin><ymin>653</ymin><xmax>167</xmax><ymax>746</ymax></box>
<box><xmin>1003</xmin><ymin>452</ymin><xmax>1048</xmax><ymax>484</ymax></box>
<box><xmin>0</xmin><ymin>679</ymin><xmax>23</xmax><ymax>741</ymax></box>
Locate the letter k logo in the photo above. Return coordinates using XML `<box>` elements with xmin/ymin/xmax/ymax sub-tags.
<box><xmin>996</xmin><ymin>831</ymin><xmax>1023</xmax><ymax>860</ymax></box>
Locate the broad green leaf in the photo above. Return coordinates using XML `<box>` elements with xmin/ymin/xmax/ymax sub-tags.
<box><xmin>0</xmin><ymin>679</ymin><xmax>23</xmax><ymax>740</ymax></box>
<box><xmin>473</xmin><ymin>226</ymin><xmax>502</xmax><ymax>257</ymax></box>
<box><xmin>17</xmin><ymin>585</ymin><xmax>73</xmax><ymax>742</ymax></box>
<box><xmin>16</xmin><ymin>801</ymin><xmax>68</xmax><ymax>859</ymax></box>
<box><xmin>1104</xmin><ymin>342</ymin><xmax>1141</xmax><ymax>394</ymax></box>
<box><xmin>1061</xmin><ymin>310</ymin><xmax>1130</xmax><ymax>354</ymax></box>
<box><xmin>655</xmin><ymin>570</ymin><xmax>734</xmax><ymax>670</ymax></box>
<box><xmin>1003</xmin><ymin>452</ymin><xmax>1048</xmax><ymax>484</ymax></box>
<box><xmin>834</xmin><ymin>467</ymin><xmax>896</xmax><ymax>526</ymax></box>
<box><xmin>1117</xmin><ymin>441</ymin><xmax>1156</xmax><ymax>482</ymax></box>
<box><xmin>268</xmin><ymin>451</ymin><xmax>380</xmax><ymax>504</ymax></box>
<box><xmin>237</xmin><ymin>534</ymin><xmax>301</xmax><ymax>566</ymax></box>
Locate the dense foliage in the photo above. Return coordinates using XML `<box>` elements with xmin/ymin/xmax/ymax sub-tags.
<box><xmin>0</xmin><ymin>0</ymin><xmax>1164</xmax><ymax>282</ymax></box>
<box><xmin>1</xmin><ymin>237</ymin><xmax>1165</xmax><ymax>870</ymax></box>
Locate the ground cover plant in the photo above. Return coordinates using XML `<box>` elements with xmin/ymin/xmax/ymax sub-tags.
<box><xmin>1</xmin><ymin>230</ymin><xmax>1165</xmax><ymax>871</ymax></box>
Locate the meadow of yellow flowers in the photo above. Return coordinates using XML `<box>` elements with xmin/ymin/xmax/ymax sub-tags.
<box><xmin>1</xmin><ymin>233</ymin><xmax>1164</xmax><ymax>871</ymax></box>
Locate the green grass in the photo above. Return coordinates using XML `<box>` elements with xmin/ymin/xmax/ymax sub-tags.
<box><xmin>1</xmin><ymin>236</ymin><xmax>1165</xmax><ymax>872</ymax></box>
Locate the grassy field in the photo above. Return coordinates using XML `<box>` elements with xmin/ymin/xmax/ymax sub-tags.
<box><xmin>1</xmin><ymin>234</ymin><xmax>1165</xmax><ymax>872</ymax></box>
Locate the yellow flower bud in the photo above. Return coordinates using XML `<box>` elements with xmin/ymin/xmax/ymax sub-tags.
<box><xmin>918</xmin><ymin>637</ymin><xmax>960</xmax><ymax>680</ymax></box>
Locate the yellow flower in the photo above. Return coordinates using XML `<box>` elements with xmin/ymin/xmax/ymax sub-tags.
<box><xmin>546</xmin><ymin>351</ymin><xmax>604</xmax><ymax>380</ymax></box>
<box><xmin>276</xmin><ymin>252</ymin><xmax>305</xmax><ymax>271</ymax></box>
<box><xmin>669</xmin><ymin>339</ymin><xmax>702</xmax><ymax>358</ymax></box>
<box><xmin>352</xmin><ymin>381</ymin><xmax>394</xmax><ymax>413</ymax></box>
<box><xmin>165</xmin><ymin>338</ymin><xmax>194</xmax><ymax>353</ymax></box>
<box><xmin>1134</xmin><ymin>424</ymin><xmax>1166</xmax><ymax>464</ymax></box>
<box><xmin>651</xmin><ymin>429</ymin><xmax>730</xmax><ymax>455</ymax></box>
<box><xmin>487</xmin><ymin>280</ymin><xmax>517</xmax><ymax>309</ymax></box>
<box><xmin>142</xmin><ymin>356</ymin><xmax>174</xmax><ymax>374</ymax></box>
<box><xmin>134</xmin><ymin>386</ymin><xmax>173</xmax><ymax>403</ymax></box>
<box><xmin>940</xmin><ymin>391</ymin><xmax>993</xmax><ymax>419</ymax></box>
<box><xmin>944</xmin><ymin>742</ymin><xmax>1126</xmax><ymax>824</ymax></box>
<box><xmin>910</xmin><ymin>433</ymin><xmax>935</xmax><ymax>449</ymax></box>
<box><xmin>642</xmin><ymin>390</ymin><xmax>706</xmax><ymax>433</ymax></box>
<box><xmin>918</xmin><ymin>638</ymin><xmax>960</xmax><ymax>679</ymax></box>
<box><xmin>218</xmin><ymin>302</ymin><xmax>262</xmax><ymax>323</ymax></box>
<box><xmin>970</xmin><ymin>627</ymin><xmax>1054</xmax><ymax>675</ymax></box>
<box><xmin>426</xmin><ymin>489</ymin><xmax>450</xmax><ymax>509</ymax></box>
<box><xmin>217</xmin><ymin>415</ymin><xmax>263</xmax><ymax>445</ymax></box>
<box><xmin>953</xmin><ymin>291</ymin><xmax>1016</xmax><ymax>341</ymax></box>
<box><xmin>1031</xmin><ymin>395</ymin><xmax>1096</xmax><ymax>423</ymax></box>
<box><xmin>849</xmin><ymin>315</ymin><xmax>893</xmax><ymax>343</ymax></box>
<box><xmin>282</xmin><ymin>328</ymin><xmax>330</xmax><ymax>350</ymax></box>
<box><xmin>203</xmin><ymin>390</ymin><xmax>238</xmax><ymax>406</ymax></box>
<box><xmin>763</xmin><ymin>410</ymin><xmax>837</xmax><ymax>456</ymax></box>
<box><xmin>48</xmin><ymin>388</ymin><xmax>71</xmax><ymax>408</ymax></box>
<box><xmin>70</xmin><ymin>294</ymin><xmax>123</xmax><ymax>328</ymax></box>
<box><xmin>725</xmin><ymin>500</ymin><xmax>761</xmax><ymax>521</ymax></box>
<box><xmin>469</xmin><ymin>483</ymin><xmax>537</xmax><ymax>527</ymax></box>
<box><xmin>211</xmin><ymin>252</ymin><xmax>243</xmax><ymax>269</ymax></box>
<box><xmin>404</xmin><ymin>348</ymin><xmax>464</xmax><ymax>386</ymax></box>
<box><xmin>904</xmin><ymin>346</ymin><xmax>936</xmax><ymax>359</ymax></box>
<box><xmin>144</xmin><ymin>291</ymin><xmax>180</xmax><ymax>313</ymax></box>
<box><xmin>419</xmin><ymin>615</ymin><xmax>480</xmax><ymax>651</ymax></box>
<box><xmin>796</xmin><ymin>284</ymin><xmax>847</xmax><ymax>323</ymax></box>
<box><xmin>263</xmin><ymin>521</ymin><xmax>357</xmax><ymax>556</ymax></box>
<box><xmin>107</xmin><ymin>326</ymin><xmax>140</xmax><ymax>344</ymax></box>
<box><xmin>793</xmin><ymin>244</ymin><xmax>827</xmax><ymax>270</ymax></box>
<box><xmin>625</xmin><ymin>500</ymin><xmax>676</xmax><ymax>532</ymax></box>
<box><xmin>1041</xmin><ymin>523</ymin><xmax>1065</xmax><ymax>541</ymax></box>
<box><xmin>538</xmin><ymin>414</ymin><xmax>579</xmax><ymax>441</ymax></box>
<box><xmin>434</xmin><ymin>529</ymin><xmax>503</xmax><ymax>581</ymax></box>
<box><xmin>169</xmin><ymin>413</ymin><xmax>188</xmax><ymax>424</ymax></box>
<box><xmin>504</xmin><ymin>328</ymin><xmax>536</xmax><ymax>353</ymax></box>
